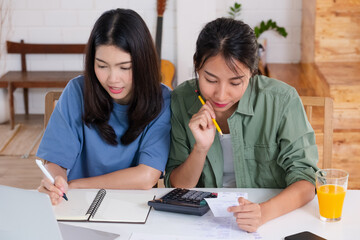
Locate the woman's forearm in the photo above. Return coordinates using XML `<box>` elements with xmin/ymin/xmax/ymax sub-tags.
<box><xmin>44</xmin><ymin>162</ymin><xmax>68</xmax><ymax>181</ymax></box>
<box><xmin>69</xmin><ymin>164</ymin><xmax>161</xmax><ymax>190</ymax></box>
<box><xmin>169</xmin><ymin>143</ymin><xmax>209</xmax><ymax>188</ymax></box>
<box><xmin>259</xmin><ymin>180</ymin><xmax>315</xmax><ymax>225</ymax></box>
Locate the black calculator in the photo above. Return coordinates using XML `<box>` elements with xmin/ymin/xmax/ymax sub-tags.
<box><xmin>148</xmin><ymin>188</ymin><xmax>217</xmax><ymax>216</ymax></box>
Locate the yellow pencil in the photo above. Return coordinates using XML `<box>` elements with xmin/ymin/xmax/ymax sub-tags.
<box><xmin>195</xmin><ymin>90</ymin><xmax>223</xmax><ymax>136</ymax></box>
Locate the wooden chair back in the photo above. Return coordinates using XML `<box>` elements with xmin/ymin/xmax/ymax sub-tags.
<box><xmin>300</xmin><ymin>96</ymin><xmax>333</xmax><ymax>169</ymax></box>
<box><xmin>44</xmin><ymin>91</ymin><xmax>62</xmax><ymax>128</ymax></box>
<box><xmin>7</xmin><ymin>40</ymin><xmax>86</xmax><ymax>72</ymax></box>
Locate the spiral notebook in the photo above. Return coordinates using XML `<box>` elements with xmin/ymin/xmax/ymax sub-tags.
<box><xmin>53</xmin><ymin>189</ymin><xmax>154</xmax><ymax>224</ymax></box>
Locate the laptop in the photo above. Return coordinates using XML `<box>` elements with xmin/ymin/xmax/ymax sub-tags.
<box><xmin>0</xmin><ymin>185</ymin><xmax>120</xmax><ymax>240</ymax></box>
<box><xmin>0</xmin><ymin>185</ymin><xmax>63</xmax><ymax>240</ymax></box>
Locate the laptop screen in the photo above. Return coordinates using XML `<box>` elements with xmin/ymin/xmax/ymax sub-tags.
<box><xmin>0</xmin><ymin>185</ymin><xmax>62</xmax><ymax>240</ymax></box>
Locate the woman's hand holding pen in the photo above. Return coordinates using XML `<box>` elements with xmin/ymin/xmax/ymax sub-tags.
<box><xmin>169</xmin><ymin>101</ymin><xmax>216</xmax><ymax>188</ymax></box>
<box><xmin>227</xmin><ymin>197</ymin><xmax>263</xmax><ymax>233</ymax></box>
<box><xmin>188</xmin><ymin>101</ymin><xmax>216</xmax><ymax>152</ymax></box>
<box><xmin>37</xmin><ymin>161</ymin><xmax>68</xmax><ymax>205</ymax></box>
<box><xmin>38</xmin><ymin>175</ymin><xmax>68</xmax><ymax>205</ymax></box>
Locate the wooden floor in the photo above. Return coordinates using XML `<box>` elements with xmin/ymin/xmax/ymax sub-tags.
<box><xmin>0</xmin><ymin>115</ymin><xmax>44</xmax><ymax>189</ymax></box>
<box><xmin>0</xmin><ymin>155</ymin><xmax>42</xmax><ymax>189</ymax></box>
<box><xmin>0</xmin><ymin>64</ymin><xmax>359</xmax><ymax>189</ymax></box>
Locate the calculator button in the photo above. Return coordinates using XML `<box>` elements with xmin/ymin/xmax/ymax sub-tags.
<box><xmin>197</xmin><ymin>192</ymin><xmax>211</xmax><ymax>200</ymax></box>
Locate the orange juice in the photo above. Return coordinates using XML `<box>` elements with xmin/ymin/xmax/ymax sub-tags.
<box><xmin>317</xmin><ymin>184</ymin><xmax>346</xmax><ymax>219</ymax></box>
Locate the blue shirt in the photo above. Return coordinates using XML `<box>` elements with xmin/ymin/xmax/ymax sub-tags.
<box><xmin>37</xmin><ymin>76</ymin><xmax>171</xmax><ymax>181</ymax></box>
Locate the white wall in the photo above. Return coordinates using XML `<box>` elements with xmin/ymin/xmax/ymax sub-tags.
<box><xmin>176</xmin><ymin>0</ymin><xmax>302</xmax><ymax>84</ymax></box>
<box><xmin>0</xmin><ymin>0</ymin><xmax>302</xmax><ymax>114</ymax></box>
<box><xmin>176</xmin><ymin>0</ymin><xmax>217</xmax><ymax>86</ymax></box>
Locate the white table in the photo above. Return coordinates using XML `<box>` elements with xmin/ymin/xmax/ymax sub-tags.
<box><xmin>65</xmin><ymin>188</ymin><xmax>360</xmax><ymax>240</ymax></box>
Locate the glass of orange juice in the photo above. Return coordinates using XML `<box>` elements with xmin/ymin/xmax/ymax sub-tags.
<box><xmin>315</xmin><ymin>169</ymin><xmax>349</xmax><ymax>222</ymax></box>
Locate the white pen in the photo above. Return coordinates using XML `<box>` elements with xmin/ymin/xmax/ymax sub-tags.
<box><xmin>35</xmin><ymin>159</ymin><xmax>68</xmax><ymax>201</ymax></box>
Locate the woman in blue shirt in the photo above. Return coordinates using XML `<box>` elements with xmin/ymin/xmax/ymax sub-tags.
<box><xmin>37</xmin><ymin>9</ymin><xmax>171</xmax><ymax>205</ymax></box>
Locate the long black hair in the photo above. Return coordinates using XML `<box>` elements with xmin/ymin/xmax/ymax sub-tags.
<box><xmin>193</xmin><ymin>17</ymin><xmax>259</xmax><ymax>76</ymax></box>
<box><xmin>83</xmin><ymin>9</ymin><xmax>162</xmax><ymax>145</ymax></box>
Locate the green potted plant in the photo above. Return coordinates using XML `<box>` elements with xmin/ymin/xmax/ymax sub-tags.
<box><xmin>254</xmin><ymin>19</ymin><xmax>288</xmax><ymax>39</ymax></box>
<box><xmin>228</xmin><ymin>2</ymin><xmax>242</xmax><ymax>19</ymax></box>
<box><xmin>228</xmin><ymin>2</ymin><xmax>288</xmax><ymax>75</ymax></box>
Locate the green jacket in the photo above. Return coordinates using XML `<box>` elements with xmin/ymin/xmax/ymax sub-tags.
<box><xmin>165</xmin><ymin>76</ymin><xmax>319</xmax><ymax>188</ymax></box>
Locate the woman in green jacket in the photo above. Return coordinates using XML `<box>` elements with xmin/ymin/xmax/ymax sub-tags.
<box><xmin>165</xmin><ymin>18</ymin><xmax>319</xmax><ymax>232</ymax></box>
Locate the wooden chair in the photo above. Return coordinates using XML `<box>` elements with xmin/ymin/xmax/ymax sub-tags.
<box><xmin>300</xmin><ymin>96</ymin><xmax>333</xmax><ymax>169</ymax></box>
<box><xmin>44</xmin><ymin>91</ymin><xmax>62</xmax><ymax>128</ymax></box>
<box><xmin>0</xmin><ymin>40</ymin><xmax>85</xmax><ymax>129</ymax></box>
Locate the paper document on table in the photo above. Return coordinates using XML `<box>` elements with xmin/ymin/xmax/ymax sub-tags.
<box><xmin>130</xmin><ymin>227</ymin><xmax>260</xmax><ymax>240</ymax></box>
<box><xmin>142</xmin><ymin>211</ymin><xmax>260</xmax><ymax>240</ymax></box>
<box><xmin>205</xmin><ymin>192</ymin><xmax>248</xmax><ymax>217</ymax></box>
<box><xmin>217</xmin><ymin>192</ymin><xmax>248</xmax><ymax>199</ymax></box>
<box><xmin>193</xmin><ymin>211</ymin><xmax>261</xmax><ymax>240</ymax></box>
<box><xmin>129</xmin><ymin>200</ymin><xmax>261</xmax><ymax>240</ymax></box>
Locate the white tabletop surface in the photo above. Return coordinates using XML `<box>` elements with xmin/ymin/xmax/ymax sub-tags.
<box><xmin>63</xmin><ymin>188</ymin><xmax>360</xmax><ymax>240</ymax></box>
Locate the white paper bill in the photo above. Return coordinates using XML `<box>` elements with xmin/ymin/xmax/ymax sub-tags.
<box><xmin>205</xmin><ymin>192</ymin><xmax>248</xmax><ymax>218</ymax></box>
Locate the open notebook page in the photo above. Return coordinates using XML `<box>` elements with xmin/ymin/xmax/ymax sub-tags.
<box><xmin>53</xmin><ymin>189</ymin><xmax>98</xmax><ymax>221</ymax></box>
<box><xmin>91</xmin><ymin>190</ymin><xmax>154</xmax><ymax>223</ymax></box>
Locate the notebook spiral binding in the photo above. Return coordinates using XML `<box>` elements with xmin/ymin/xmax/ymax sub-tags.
<box><xmin>86</xmin><ymin>189</ymin><xmax>106</xmax><ymax>218</ymax></box>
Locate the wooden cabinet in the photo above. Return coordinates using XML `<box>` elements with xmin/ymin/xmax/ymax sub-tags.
<box><xmin>302</xmin><ymin>0</ymin><xmax>360</xmax><ymax>63</ymax></box>
<box><xmin>301</xmin><ymin>0</ymin><xmax>360</xmax><ymax>130</ymax></box>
